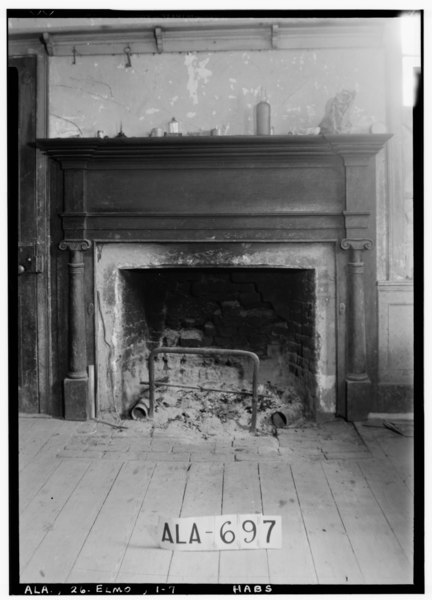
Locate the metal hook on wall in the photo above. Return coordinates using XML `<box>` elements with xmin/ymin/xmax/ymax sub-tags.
<box><xmin>124</xmin><ymin>46</ymin><xmax>132</xmax><ymax>68</ymax></box>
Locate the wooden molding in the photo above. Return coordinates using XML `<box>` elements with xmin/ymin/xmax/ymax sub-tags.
<box><xmin>9</xmin><ymin>19</ymin><xmax>386</xmax><ymax>57</ymax></box>
<box><xmin>8</xmin><ymin>33</ymin><xmax>47</xmax><ymax>56</ymax></box>
<box><xmin>326</xmin><ymin>134</ymin><xmax>393</xmax><ymax>163</ymax></box>
<box><xmin>36</xmin><ymin>134</ymin><xmax>391</xmax><ymax>168</ymax></box>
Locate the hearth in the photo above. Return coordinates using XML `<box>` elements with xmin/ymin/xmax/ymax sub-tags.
<box><xmin>37</xmin><ymin>134</ymin><xmax>391</xmax><ymax>422</ymax></box>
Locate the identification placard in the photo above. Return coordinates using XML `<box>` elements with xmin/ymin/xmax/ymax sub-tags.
<box><xmin>158</xmin><ymin>514</ymin><xmax>282</xmax><ymax>551</ymax></box>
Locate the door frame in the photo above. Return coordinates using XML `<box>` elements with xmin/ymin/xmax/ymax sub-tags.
<box><xmin>9</xmin><ymin>41</ymin><xmax>52</xmax><ymax>414</ymax></box>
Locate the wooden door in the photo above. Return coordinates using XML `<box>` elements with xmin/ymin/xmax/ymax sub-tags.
<box><xmin>9</xmin><ymin>55</ymin><xmax>41</xmax><ymax>413</ymax></box>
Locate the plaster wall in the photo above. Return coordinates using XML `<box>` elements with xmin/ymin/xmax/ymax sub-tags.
<box><xmin>48</xmin><ymin>48</ymin><xmax>386</xmax><ymax>138</ymax></box>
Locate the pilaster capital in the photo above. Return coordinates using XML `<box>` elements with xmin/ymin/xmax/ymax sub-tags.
<box><xmin>59</xmin><ymin>239</ymin><xmax>92</xmax><ymax>252</ymax></box>
<box><xmin>340</xmin><ymin>238</ymin><xmax>373</xmax><ymax>251</ymax></box>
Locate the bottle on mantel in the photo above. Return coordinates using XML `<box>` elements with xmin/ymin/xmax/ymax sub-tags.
<box><xmin>168</xmin><ymin>117</ymin><xmax>179</xmax><ymax>134</ymax></box>
<box><xmin>256</xmin><ymin>88</ymin><xmax>271</xmax><ymax>135</ymax></box>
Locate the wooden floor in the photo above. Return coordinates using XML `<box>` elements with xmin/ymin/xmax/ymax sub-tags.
<box><xmin>18</xmin><ymin>416</ymin><xmax>414</xmax><ymax>585</ymax></box>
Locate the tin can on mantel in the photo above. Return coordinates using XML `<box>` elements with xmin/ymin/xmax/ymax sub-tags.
<box><xmin>150</xmin><ymin>127</ymin><xmax>164</xmax><ymax>137</ymax></box>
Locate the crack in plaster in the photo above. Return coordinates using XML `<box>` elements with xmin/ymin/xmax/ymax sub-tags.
<box><xmin>70</xmin><ymin>76</ymin><xmax>114</xmax><ymax>97</ymax></box>
<box><xmin>50</xmin><ymin>113</ymin><xmax>83</xmax><ymax>136</ymax></box>
<box><xmin>52</xmin><ymin>83</ymin><xmax>126</xmax><ymax>107</ymax></box>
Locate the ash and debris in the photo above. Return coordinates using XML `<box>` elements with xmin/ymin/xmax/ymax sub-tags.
<box><xmin>131</xmin><ymin>381</ymin><xmax>305</xmax><ymax>441</ymax></box>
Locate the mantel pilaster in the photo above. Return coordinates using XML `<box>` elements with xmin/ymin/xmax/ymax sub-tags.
<box><xmin>59</xmin><ymin>238</ymin><xmax>92</xmax><ymax>420</ymax></box>
<box><xmin>340</xmin><ymin>237</ymin><xmax>374</xmax><ymax>419</ymax></box>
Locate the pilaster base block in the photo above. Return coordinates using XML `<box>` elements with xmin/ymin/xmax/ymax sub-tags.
<box><xmin>345</xmin><ymin>378</ymin><xmax>373</xmax><ymax>421</ymax></box>
<box><xmin>64</xmin><ymin>377</ymin><xmax>89</xmax><ymax>421</ymax></box>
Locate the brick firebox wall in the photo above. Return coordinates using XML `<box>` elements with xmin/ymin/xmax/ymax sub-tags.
<box><xmin>119</xmin><ymin>268</ymin><xmax>317</xmax><ymax>412</ymax></box>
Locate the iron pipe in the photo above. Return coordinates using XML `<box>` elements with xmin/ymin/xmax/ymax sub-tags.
<box><xmin>148</xmin><ymin>346</ymin><xmax>260</xmax><ymax>433</ymax></box>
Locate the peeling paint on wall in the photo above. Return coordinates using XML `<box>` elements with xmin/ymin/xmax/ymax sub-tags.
<box><xmin>48</xmin><ymin>48</ymin><xmax>386</xmax><ymax>139</ymax></box>
<box><xmin>184</xmin><ymin>53</ymin><xmax>213</xmax><ymax>105</ymax></box>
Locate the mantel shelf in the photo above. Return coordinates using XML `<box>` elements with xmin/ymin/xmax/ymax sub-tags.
<box><xmin>36</xmin><ymin>134</ymin><xmax>392</xmax><ymax>165</ymax></box>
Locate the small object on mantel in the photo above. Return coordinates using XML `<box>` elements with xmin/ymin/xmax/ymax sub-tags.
<box><xmin>286</xmin><ymin>127</ymin><xmax>320</xmax><ymax>136</ymax></box>
<box><xmin>186</xmin><ymin>130</ymin><xmax>212</xmax><ymax>136</ymax></box>
<box><xmin>115</xmin><ymin>123</ymin><xmax>127</xmax><ymax>138</ymax></box>
<box><xmin>150</xmin><ymin>127</ymin><xmax>164</xmax><ymax>137</ymax></box>
<box><xmin>319</xmin><ymin>89</ymin><xmax>356</xmax><ymax>134</ymax></box>
<box><xmin>168</xmin><ymin>117</ymin><xmax>179</xmax><ymax>134</ymax></box>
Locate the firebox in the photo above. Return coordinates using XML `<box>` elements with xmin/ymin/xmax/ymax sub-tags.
<box><xmin>117</xmin><ymin>266</ymin><xmax>317</xmax><ymax>420</ymax></box>
<box><xmin>37</xmin><ymin>134</ymin><xmax>391</xmax><ymax>422</ymax></box>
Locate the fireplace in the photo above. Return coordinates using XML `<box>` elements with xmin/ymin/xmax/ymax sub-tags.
<box><xmin>96</xmin><ymin>242</ymin><xmax>335</xmax><ymax>426</ymax></box>
<box><xmin>38</xmin><ymin>134</ymin><xmax>391</xmax><ymax>423</ymax></box>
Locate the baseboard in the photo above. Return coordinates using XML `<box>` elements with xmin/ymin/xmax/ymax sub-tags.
<box><xmin>376</xmin><ymin>383</ymin><xmax>414</xmax><ymax>413</ymax></box>
<box><xmin>368</xmin><ymin>411</ymin><xmax>414</xmax><ymax>420</ymax></box>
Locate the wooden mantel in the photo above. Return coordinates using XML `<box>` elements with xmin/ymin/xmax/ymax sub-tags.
<box><xmin>37</xmin><ymin>134</ymin><xmax>391</xmax><ymax>422</ymax></box>
<box><xmin>37</xmin><ymin>134</ymin><xmax>390</xmax><ymax>243</ymax></box>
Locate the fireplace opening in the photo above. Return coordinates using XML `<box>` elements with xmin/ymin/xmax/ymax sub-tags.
<box><xmin>114</xmin><ymin>267</ymin><xmax>317</xmax><ymax>435</ymax></box>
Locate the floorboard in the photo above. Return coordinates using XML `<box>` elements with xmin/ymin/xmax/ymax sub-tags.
<box><xmin>36</xmin><ymin>427</ymin><xmax>80</xmax><ymax>459</ymax></box>
<box><xmin>374</xmin><ymin>437</ymin><xmax>414</xmax><ymax>493</ymax></box>
<box><xmin>20</xmin><ymin>458</ymin><xmax>91</xmax><ymax>570</ymax></box>
<box><xmin>322</xmin><ymin>460</ymin><xmax>413</xmax><ymax>584</ymax></box>
<box><xmin>67</xmin><ymin>460</ymin><xmax>155</xmax><ymax>583</ymax></box>
<box><xmin>259</xmin><ymin>462</ymin><xmax>317</xmax><ymax>584</ymax></box>
<box><xmin>291</xmin><ymin>461</ymin><xmax>364</xmax><ymax>584</ymax></box>
<box><xmin>355</xmin><ymin>423</ymin><xmax>389</xmax><ymax>459</ymax></box>
<box><xmin>19</xmin><ymin>456</ymin><xmax>63</xmax><ymax>515</ymax></box>
<box><xmin>21</xmin><ymin>459</ymin><xmax>123</xmax><ymax>583</ymax></box>
<box><xmin>19</xmin><ymin>419</ymin><xmax>62</xmax><ymax>471</ymax></box>
<box><xmin>219</xmin><ymin>461</ymin><xmax>269</xmax><ymax>584</ymax></box>
<box><xmin>18</xmin><ymin>415</ymin><xmax>53</xmax><ymax>436</ymax></box>
<box><xmin>355</xmin><ymin>424</ymin><xmax>414</xmax><ymax>492</ymax></box>
<box><xmin>167</xmin><ymin>462</ymin><xmax>224</xmax><ymax>583</ymax></box>
<box><xmin>357</xmin><ymin>458</ymin><xmax>413</xmax><ymax>563</ymax></box>
<box><xmin>116</xmin><ymin>462</ymin><xmax>189</xmax><ymax>583</ymax></box>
